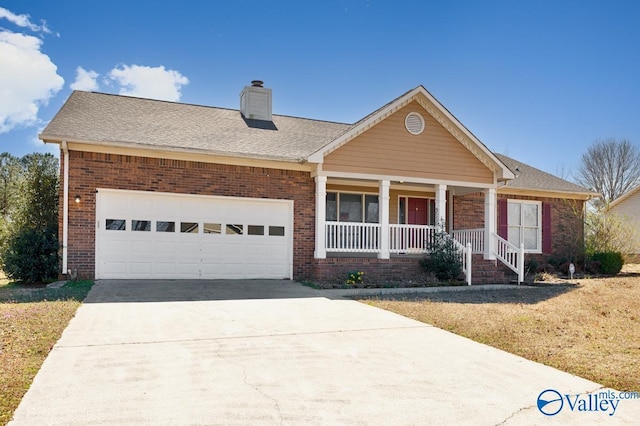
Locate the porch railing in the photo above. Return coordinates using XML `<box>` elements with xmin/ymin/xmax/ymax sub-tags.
<box><xmin>451</xmin><ymin>238</ymin><xmax>473</xmax><ymax>286</ymax></box>
<box><xmin>325</xmin><ymin>222</ymin><xmax>381</xmax><ymax>252</ymax></box>
<box><xmin>389</xmin><ymin>224</ymin><xmax>436</xmax><ymax>254</ymax></box>
<box><xmin>324</xmin><ymin>222</ymin><xmax>472</xmax><ymax>285</ymax></box>
<box><xmin>451</xmin><ymin>228</ymin><xmax>484</xmax><ymax>253</ymax></box>
<box><xmin>492</xmin><ymin>233</ymin><xmax>525</xmax><ymax>283</ymax></box>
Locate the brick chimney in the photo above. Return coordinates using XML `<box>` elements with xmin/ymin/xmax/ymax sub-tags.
<box><xmin>240</xmin><ymin>80</ymin><xmax>272</xmax><ymax>121</ymax></box>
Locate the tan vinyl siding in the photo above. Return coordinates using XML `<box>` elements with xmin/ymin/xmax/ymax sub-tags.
<box><xmin>323</xmin><ymin>102</ymin><xmax>493</xmax><ymax>184</ymax></box>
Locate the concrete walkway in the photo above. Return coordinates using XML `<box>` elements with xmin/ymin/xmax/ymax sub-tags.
<box><xmin>9</xmin><ymin>280</ymin><xmax>639</xmax><ymax>425</ymax></box>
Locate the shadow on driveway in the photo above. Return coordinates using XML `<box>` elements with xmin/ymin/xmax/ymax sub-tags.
<box><xmin>361</xmin><ymin>283</ymin><xmax>579</xmax><ymax>305</ymax></box>
<box><xmin>84</xmin><ymin>279</ymin><xmax>326</xmax><ymax>303</ymax></box>
<box><xmin>86</xmin><ymin>280</ymin><xmax>579</xmax><ymax>305</ymax></box>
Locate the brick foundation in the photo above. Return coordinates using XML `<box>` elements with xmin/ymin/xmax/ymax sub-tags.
<box><xmin>470</xmin><ymin>255</ymin><xmax>518</xmax><ymax>284</ymax></box>
<box><xmin>312</xmin><ymin>255</ymin><xmax>519</xmax><ymax>285</ymax></box>
<box><xmin>313</xmin><ymin>256</ymin><xmax>426</xmax><ymax>286</ymax></box>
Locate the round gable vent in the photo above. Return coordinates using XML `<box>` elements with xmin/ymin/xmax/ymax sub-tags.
<box><xmin>405</xmin><ymin>112</ymin><xmax>425</xmax><ymax>135</ymax></box>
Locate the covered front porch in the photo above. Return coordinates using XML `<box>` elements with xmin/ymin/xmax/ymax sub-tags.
<box><xmin>313</xmin><ymin>177</ymin><xmax>524</xmax><ymax>284</ymax></box>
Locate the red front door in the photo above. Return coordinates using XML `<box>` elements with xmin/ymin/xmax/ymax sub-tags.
<box><xmin>408</xmin><ymin>198</ymin><xmax>428</xmax><ymax>225</ymax></box>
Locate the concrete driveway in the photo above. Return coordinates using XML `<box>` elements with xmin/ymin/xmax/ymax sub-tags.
<box><xmin>10</xmin><ymin>280</ymin><xmax>639</xmax><ymax>425</ymax></box>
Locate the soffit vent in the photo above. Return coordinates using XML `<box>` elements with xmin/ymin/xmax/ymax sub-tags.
<box><xmin>405</xmin><ymin>112</ymin><xmax>425</xmax><ymax>135</ymax></box>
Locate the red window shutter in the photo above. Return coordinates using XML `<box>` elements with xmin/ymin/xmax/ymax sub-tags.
<box><xmin>542</xmin><ymin>203</ymin><xmax>552</xmax><ymax>253</ymax></box>
<box><xmin>498</xmin><ymin>198</ymin><xmax>508</xmax><ymax>239</ymax></box>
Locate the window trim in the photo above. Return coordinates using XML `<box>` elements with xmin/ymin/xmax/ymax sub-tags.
<box><xmin>507</xmin><ymin>199</ymin><xmax>542</xmax><ymax>253</ymax></box>
<box><xmin>326</xmin><ymin>191</ymin><xmax>379</xmax><ymax>223</ymax></box>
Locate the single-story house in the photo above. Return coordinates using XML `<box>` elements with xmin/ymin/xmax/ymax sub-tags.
<box><xmin>40</xmin><ymin>82</ymin><xmax>594</xmax><ymax>284</ymax></box>
<box><xmin>607</xmin><ymin>185</ymin><xmax>640</xmax><ymax>255</ymax></box>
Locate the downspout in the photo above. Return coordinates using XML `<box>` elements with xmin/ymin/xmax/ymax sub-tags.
<box><xmin>61</xmin><ymin>141</ymin><xmax>69</xmax><ymax>275</ymax></box>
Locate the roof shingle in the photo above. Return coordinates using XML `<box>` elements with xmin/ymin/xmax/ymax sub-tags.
<box><xmin>496</xmin><ymin>153</ymin><xmax>593</xmax><ymax>195</ymax></box>
<box><xmin>41</xmin><ymin>91</ymin><xmax>351</xmax><ymax>162</ymax></box>
<box><xmin>41</xmin><ymin>91</ymin><xmax>593</xmax><ymax>196</ymax></box>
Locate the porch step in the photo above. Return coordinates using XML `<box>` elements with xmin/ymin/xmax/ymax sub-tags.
<box><xmin>470</xmin><ymin>255</ymin><xmax>518</xmax><ymax>284</ymax></box>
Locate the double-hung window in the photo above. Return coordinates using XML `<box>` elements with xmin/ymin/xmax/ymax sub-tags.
<box><xmin>326</xmin><ymin>192</ymin><xmax>379</xmax><ymax>223</ymax></box>
<box><xmin>507</xmin><ymin>200</ymin><xmax>542</xmax><ymax>253</ymax></box>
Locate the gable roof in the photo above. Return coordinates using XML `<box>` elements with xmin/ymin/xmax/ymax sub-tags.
<box><xmin>496</xmin><ymin>154</ymin><xmax>595</xmax><ymax>197</ymax></box>
<box><xmin>609</xmin><ymin>184</ymin><xmax>640</xmax><ymax>208</ymax></box>
<box><xmin>40</xmin><ymin>91</ymin><xmax>350</xmax><ymax>162</ymax></box>
<box><xmin>41</xmin><ymin>89</ymin><xmax>588</xmax><ymax>197</ymax></box>
<box><xmin>308</xmin><ymin>86</ymin><xmax>514</xmax><ymax>181</ymax></box>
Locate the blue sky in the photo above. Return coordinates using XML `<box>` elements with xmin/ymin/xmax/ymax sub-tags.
<box><xmin>1</xmin><ymin>1</ymin><xmax>639</xmax><ymax>178</ymax></box>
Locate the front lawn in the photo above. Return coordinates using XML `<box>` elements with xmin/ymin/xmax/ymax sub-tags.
<box><xmin>360</xmin><ymin>273</ymin><xmax>640</xmax><ymax>391</ymax></box>
<box><xmin>0</xmin><ymin>278</ymin><xmax>93</xmax><ymax>425</ymax></box>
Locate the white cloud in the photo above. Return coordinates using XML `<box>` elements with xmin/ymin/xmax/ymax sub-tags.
<box><xmin>0</xmin><ymin>6</ymin><xmax>52</xmax><ymax>34</ymax></box>
<box><xmin>29</xmin><ymin>126</ymin><xmax>59</xmax><ymax>156</ymax></box>
<box><xmin>70</xmin><ymin>66</ymin><xmax>100</xmax><ymax>91</ymax></box>
<box><xmin>108</xmin><ymin>64</ymin><xmax>189</xmax><ymax>101</ymax></box>
<box><xmin>0</xmin><ymin>30</ymin><xmax>64</xmax><ymax>133</ymax></box>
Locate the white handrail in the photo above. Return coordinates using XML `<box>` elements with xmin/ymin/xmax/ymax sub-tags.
<box><xmin>451</xmin><ymin>237</ymin><xmax>472</xmax><ymax>285</ymax></box>
<box><xmin>491</xmin><ymin>233</ymin><xmax>524</xmax><ymax>283</ymax></box>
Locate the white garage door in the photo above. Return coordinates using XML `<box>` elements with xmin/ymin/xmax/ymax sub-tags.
<box><xmin>95</xmin><ymin>189</ymin><xmax>293</xmax><ymax>279</ymax></box>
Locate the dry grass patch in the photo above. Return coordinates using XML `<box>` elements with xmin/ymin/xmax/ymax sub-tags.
<box><xmin>0</xmin><ymin>279</ymin><xmax>93</xmax><ymax>425</ymax></box>
<box><xmin>361</xmin><ymin>275</ymin><xmax>640</xmax><ymax>391</ymax></box>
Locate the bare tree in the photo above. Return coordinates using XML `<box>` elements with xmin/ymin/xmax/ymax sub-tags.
<box><xmin>575</xmin><ymin>138</ymin><xmax>640</xmax><ymax>206</ymax></box>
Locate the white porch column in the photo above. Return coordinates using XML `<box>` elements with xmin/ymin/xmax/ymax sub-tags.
<box><xmin>447</xmin><ymin>189</ymin><xmax>454</xmax><ymax>232</ymax></box>
<box><xmin>314</xmin><ymin>175</ymin><xmax>327</xmax><ymax>259</ymax></box>
<box><xmin>484</xmin><ymin>187</ymin><xmax>497</xmax><ymax>260</ymax></box>
<box><xmin>378</xmin><ymin>179</ymin><xmax>390</xmax><ymax>259</ymax></box>
<box><xmin>435</xmin><ymin>184</ymin><xmax>447</xmax><ymax>227</ymax></box>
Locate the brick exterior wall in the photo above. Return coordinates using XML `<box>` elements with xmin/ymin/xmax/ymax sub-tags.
<box><xmin>452</xmin><ymin>192</ymin><xmax>486</xmax><ymax>230</ymax></box>
<box><xmin>313</xmin><ymin>257</ymin><xmax>425</xmax><ymax>286</ymax></box>
<box><xmin>313</xmin><ymin>255</ymin><xmax>519</xmax><ymax>285</ymax></box>
<box><xmin>453</xmin><ymin>191</ymin><xmax>586</xmax><ymax>264</ymax></box>
<box><xmin>62</xmin><ymin>150</ymin><xmax>316</xmax><ymax>280</ymax></box>
<box><xmin>61</xmin><ymin>150</ymin><xmax>585</xmax><ymax>284</ymax></box>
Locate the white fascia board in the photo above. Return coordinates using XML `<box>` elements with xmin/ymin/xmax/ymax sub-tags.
<box><xmin>609</xmin><ymin>185</ymin><xmax>639</xmax><ymax>209</ymax></box>
<box><xmin>319</xmin><ymin>170</ymin><xmax>497</xmax><ymax>190</ymax></box>
<box><xmin>40</xmin><ymin>137</ymin><xmax>311</xmax><ymax>171</ymax></box>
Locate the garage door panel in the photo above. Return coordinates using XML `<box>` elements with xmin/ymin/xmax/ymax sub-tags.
<box><xmin>154</xmin><ymin>263</ymin><xmax>177</xmax><ymax>275</ymax></box>
<box><xmin>130</xmin><ymin>240</ymin><xmax>153</xmax><ymax>253</ymax></box>
<box><xmin>103</xmin><ymin>261</ymin><xmax>127</xmax><ymax>276</ymax></box>
<box><xmin>130</xmin><ymin>262</ymin><xmax>152</xmax><ymax>275</ymax></box>
<box><xmin>175</xmin><ymin>241</ymin><xmax>200</xmax><ymax>253</ymax></box>
<box><xmin>175</xmin><ymin>263</ymin><xmax>201</xmax><ymax>278</ymax></box>
<box><xmin>96</xmin><ymin>189</ymin><xmax>293</xmax><ymax>279</ymax></box>
<box><xmin>154</xmin><ymin>241</ymin><xmax>179</xmax><ymax>253</ymax></box>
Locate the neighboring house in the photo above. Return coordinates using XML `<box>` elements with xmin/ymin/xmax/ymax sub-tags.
<box><xmin>39</xmin><ymin>82</ymin><xmax>594</xmax><ymax>284</ymax></box>
<box><xmin>608</xmin><ymin>185</ymin><xmax>640</xmax><ymax>254</ymax></box>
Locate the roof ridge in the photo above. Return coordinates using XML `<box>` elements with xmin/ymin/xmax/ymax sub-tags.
<box><xmin>73</xmin><ymin>90</ymin><xmax>351</xmax><ymax>126</ymax></box>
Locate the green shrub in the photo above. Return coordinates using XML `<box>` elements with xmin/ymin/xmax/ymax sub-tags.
<box><xmin>590</xmin><ymin>252</ymin><xmax>624</xmax><ymax>275</ymax></box>
<box><xmin>420</xmin><ymin>228</ymin><xmax>462</xmax><ymax>281</ymax></box>
<box><xmin>2</xmin><ymin>226</ymin><xmax>59</xmax><ymax>284</ymax></box>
